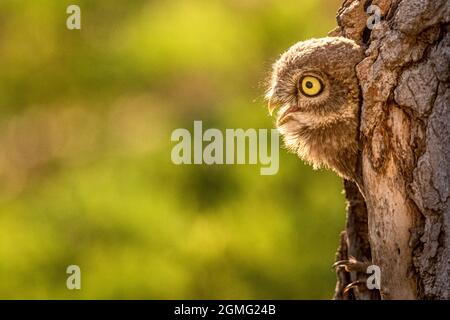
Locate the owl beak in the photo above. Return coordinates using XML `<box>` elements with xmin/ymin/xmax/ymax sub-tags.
<box><xmin>268</xmin><ymin>98</ymin><xmax>279</xmax><ymax>116</ymax></box>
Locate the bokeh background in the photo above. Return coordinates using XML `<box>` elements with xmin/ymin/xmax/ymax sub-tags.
<box><xmin>0</xmin><ymin>0</ymin><xmax>346</xmax><ymax>299</ymax></box>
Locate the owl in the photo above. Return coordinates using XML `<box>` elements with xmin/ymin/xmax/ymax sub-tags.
<box><xmin>266</xmin><ymin>37</ymin><xmax>365</xmax><ymax>189</ymax></box>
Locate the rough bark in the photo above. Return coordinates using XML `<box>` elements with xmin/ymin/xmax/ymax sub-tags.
<box><xmin>332</xmin><ymin>0</ymin><xmax>450</xmax><ymax>299</ymax></box>
<box><xmin>334</xmin><ymin>180</ymin><xmax>380</xmax><ymax>300</ymax></box>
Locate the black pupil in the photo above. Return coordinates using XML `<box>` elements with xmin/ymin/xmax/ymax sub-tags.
<box><xmin>305</xmin><ymin>81</ymin><xmax>313</xmax><ymax>89</ymax></box>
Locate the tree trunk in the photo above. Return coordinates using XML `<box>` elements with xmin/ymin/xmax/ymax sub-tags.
<box><xmin>331</xmin><ymin>0</ymin><xmax>450</xmax><ymax>299</ymax></box>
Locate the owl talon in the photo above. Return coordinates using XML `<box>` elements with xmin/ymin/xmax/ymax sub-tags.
<box><xmin>334</xmin><ymin>257</ymin><xmax>380</xmax><ymax>299</ymax></box>
<box><xmin>333</xmin><ymin>256</ymin><xmax>370</xmax><ymax>273</ymax></box>
<box><xmin>343</xmin><ymin>280</ymin><xmax>366</xmax><ymax>294</ymax></box>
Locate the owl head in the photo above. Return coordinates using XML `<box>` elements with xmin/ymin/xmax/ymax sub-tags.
<box><xmin>266</xmin><ymin>37</ymin><xmax>364</xmax><ymax>182</ymax></box>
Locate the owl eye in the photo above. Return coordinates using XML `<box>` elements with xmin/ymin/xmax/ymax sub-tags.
<box><xmin>299</xmin><ymin>76</ymin><xmax>323</xmax><ymax>97</ymax></box>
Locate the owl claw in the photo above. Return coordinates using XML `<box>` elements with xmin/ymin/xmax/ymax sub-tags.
<box><xmin>343</xmin><ymin>280</ymin><xmax>366</xmax><ymax>294</ymax></box>
<box><xmin>334</xmin><ymin>257</ymin><xmax>380</xmax><ymax>299</ymax></box>
<box><xmin>333</xmin><ymin>256</ymin><xmax>370</xmax><ymax>273</ymax></box>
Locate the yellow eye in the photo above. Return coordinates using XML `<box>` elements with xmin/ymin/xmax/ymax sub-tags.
<box><xmin>300</xmin><ymin>76</ymin><xmax>323</xmax><ymax>97</ymax></box>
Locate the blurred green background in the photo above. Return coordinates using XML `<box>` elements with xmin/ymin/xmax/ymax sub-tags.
<box><xmin>0</xmin><ymin>0</ymin><xmax>346</xmax><ymax>299</ymax></box>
